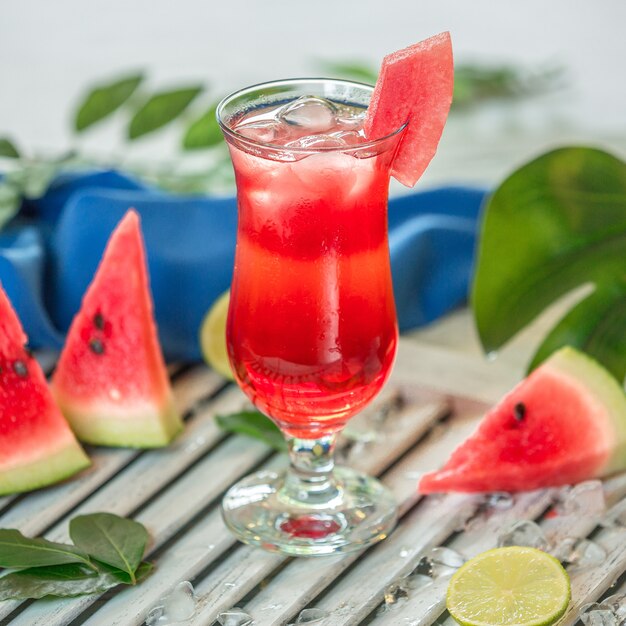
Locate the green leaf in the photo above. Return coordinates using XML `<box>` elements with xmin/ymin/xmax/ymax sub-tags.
<box><xmin>528</xmin><ymin>283</ymin><xmax>626</xmax><ymax>381</ymax></box>
<box><xmin>0</xmin><ymin>529</ymin><xmax>94</xmax><ymax>570</ymax></box>
<box><xmin>0</xmin><ymin>563</ymin><xmax>122</xmax><ymax>600</ymax></box>
<box><xmin>94</xmin><ymin>559</ymin><xmax>153</xmax><ymax>585</ymax></box>
<box><xmin>0</xmin><ymin>183</ymin><xmax>21</xmax><ymax>229</ymax></box>
<box><xmin>316</xmin><ymin>60</ymin><xmax>378</xmax><ymax>84</ymax></box>
<box><xmin>182</xmin><ymin>103</ymin><xmax>223</xmax><ymax>150</ymax></box>
<box><xmin>216</xmin><ymin>411</ymin><xmax>287</xmax><ymax>451</ymax></box>
<box><xmin>0</xmin><ymin>138</ymin><xmax>20</xmax><ymax>158</ymax></box>
<box><xmin>74</xmin><ymin>73</ymin><xmax>144</xmax><ymax>132</ymax></box>
<box><xmin>128</xmin><ymin>86</ymin><xmax>203</xmax><ymax>139</ymax></box>
<box><xmin>69</xmin><ymin>513</ymin><xmax>148</xmax><ymax>584</ymax></box>
<box><xmin>472</xmin><ymin>146</ymin><xmax>626</xmax><ymax>375</ymax></box>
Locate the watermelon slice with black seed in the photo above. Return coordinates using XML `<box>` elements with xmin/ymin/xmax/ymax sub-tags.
<box><xmin>419</xmin><ymin>347</ymin><xmax>626</xmax><ymax>493</ymax></box>
<box><xmin>364</xmin><ymin>32</ymin><xmax>454</xmax><ymax>187</ymax></box>
<box><xmin>0</xmin><ymin>284</ymin><xmax>89</xmax><ymax>494</ymax></box>
<box><xmin>52</xmin><ymin>210</ymin><xmax>183</xmax><ymax>448</ymax></box>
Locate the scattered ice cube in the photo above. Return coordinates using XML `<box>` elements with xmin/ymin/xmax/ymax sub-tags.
<box><xmin>603</xmin><ymin>594</ymin><xmax>626</xmax><ymax>621</ymax></box>
<box><xmin>144</xmin><ymin>581</ymin><xmax>196</xmax><ymax>624</ymax></box>
<box><xmin>217</xmin><ymin>608</ymin><xmax>254</xmax><ymax>626</ymax></box>
<box><xmin>145</xmin><ymin>606</ymin><xmax>165</xmax><ymax>626</ymax></box>
<box><xmin>236</xmin><ymin>120</ymin><xmax>284</xmax><ymax>143</ymax></box>
<box><xmin>580</xmin><ymin>603</ymin><xmax>618</xmax><ymax>626</ymax></box>
<box><xmin>497</xmin><ymin>520</ymin><xmax>550</xmax><ymax>551</ymax></box>
<box><xmin>285</xmin><ymin>134</ymin><xmax>346</xmax><ymax>149</ymax></box>
<box><xmin>553</xmin><ymin>537</ymin><xmax>606</xmax><ymax>569</ymax></box>
<box><xmin>487</xmin><ymin>492</ymin><xmax>514</xmax><ymax>511</ymax></box>
<box><xmin>601</xmin><ymin>500</ymin><xmax>626</xmax><ymax>529</ymax></box>
<box><xmin>163</xmin><ymin>581</ymin><xmax>196</xmax><ymax>621</ymax></box>
<box><xmin>405</xmin><ymin>573</ymin><xmax>433</xmax><ymax>591</ymax></box>
<box><xmin>558</xmin><ymin>481</ymin><xmax>606</xmax><ymax>517</ymax></box>
<box><xmin>278</xmin><ymin>96</ymin><xmax>338</xmax><ymax>132</ymax></box>
<box><xmin>294</xmin><ymin>607</ymin><xmax>328</xmax><ymax>623</ymax></box>
<box><xmin>413</xmin><ymin>547</ymin><xmax>466</xmax><ymax>579</ymax></box>
<box><xmin>384</xmin><ymin>580</ymin><xmax>410</xmax><ymax>607</ymax></box>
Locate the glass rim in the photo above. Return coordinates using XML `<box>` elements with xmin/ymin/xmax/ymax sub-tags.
<box><xmin>216</xmin><ymin>77</ymin><xmax>407</xmax><ymax>154</ymax></box>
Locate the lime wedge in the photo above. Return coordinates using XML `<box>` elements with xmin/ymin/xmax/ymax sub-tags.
<box><xmin>446</xmin><ymin>546</ymin><xmax>570</xmax><ymax>626</ymax></box>
<box><xmin>200</xmin><ymin>291</ymin><xmax>233</xmax><ymax>380</ymax></box>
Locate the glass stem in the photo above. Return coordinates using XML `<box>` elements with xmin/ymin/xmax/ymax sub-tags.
<box><xmin>281</xmin><ymin>434</ymin><xmax>341</xmax><ymax>507</ymax></box>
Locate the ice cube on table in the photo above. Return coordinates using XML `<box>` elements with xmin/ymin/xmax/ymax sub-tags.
<box><xmin>145</xmin><ymin>605</ymin><xmax>165</xmax><ymax>626</ymax></box>
<box><xmin>557</xmin><ymin>480</ymin><xmax>606</xmax><ymax>517</ymax></box>
<box><xmin>413</xmin><ymin>546</ymin><xmax>466</xmax><ymax>579</ymax></box>
<box><xmin>486</xmin><ymin>491</ymin><xmax>514</xmax><ymax>511</ymax></box>
<box><xmin>278</xmin><ymin>96</ymin><xmax>338</xmax><ymax>133</ymax></box>
<box><xmin>497</xmin><ymin>520</ymin><xmax>550</xmax><ymax>551</ymax></box>
<box><xmin>217</xmin><ymin>608</ymin><xmax>254</xmax><ymax>626</ymax></box>
<box><xmin>163</xmin><ymin>581</ymin><xmax>196</xmax><ymax>621</ymax></box>
<box><xmin>580</xmin><ymin>603</ymin><xmax>619</xmax><ymax>626</ymax></box>
<box><xmin>292</xmin><ymin>607</ymin><xmax>329</xmax><ymax>623</ymax></box>
<box><xmin>603</xmin><ymin>593</ymin><xmax>626</xmax><ymax>621</ymax></box>
<box><xmin>552</xmin><ymin>537</ymin><xmax>606</xmax><ymax>569</ymax></box>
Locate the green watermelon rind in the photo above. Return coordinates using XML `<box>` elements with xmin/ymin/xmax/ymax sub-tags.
<box><xmin>545</xmin><ymin>346</ymin><xmax>626</xmax><ymax>475</ymax></box>
<box><xmin>0</xmin><ymin>442</ymin><xmax>90</xmax><ymax>496</ymax></box>
<box><xmin>54</xmin><ymin>391</ymin><xmax>182</xmax><ymax>448</ymax></box>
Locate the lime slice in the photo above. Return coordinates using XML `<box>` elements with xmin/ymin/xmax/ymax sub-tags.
<box><xmin>446</xmin><ymin>546</ymin><xmax>570</xmax><ymax>626</ymax></box>
<box><xmin>200</xmin><ymin>291</ymin><xmax>233</xmax><ymax>380</ymax></box>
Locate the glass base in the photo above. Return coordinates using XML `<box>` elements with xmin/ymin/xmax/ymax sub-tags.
<box><xmin>221</xmin><ymin>466</ymin><xmax>397</xmax><ymax>556</ymax></box>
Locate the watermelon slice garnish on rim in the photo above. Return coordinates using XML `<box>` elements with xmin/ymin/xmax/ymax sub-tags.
<box><xmin>364</xmin><ymin>32</ymin><xmax>454</xmax><ymax>187</ymax></box>
<box><xmin>52</xmin><ymin>210</ymin><xmax>183</xmax><ymax>448</ymax></box>
<box><xmin>419</xmin><ymin>347</ymin><xmax>626</xmax><ymax>493</ymax></box>
<box><xmin>0</xmin><ymin>284</ymin><xmax>89</xmax><ymax>494</ymax></box>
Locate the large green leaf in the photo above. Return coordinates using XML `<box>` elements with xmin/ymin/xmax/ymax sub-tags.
<box><xmin>74</xmin><ymin>74</ymin><xmax>144</xmax><ymax>132</ymax></box>
<box><xmin>128</xmin><ymin>86</ymin><xmax>203</xmax><ymax>139</ymax></box>
<box><xmin>472</xmin><ymin>147</ymin><xmax>626</xmax><ymax>376</ymax></box>
<box><xmin>528</xmin><ymin>283</ymin><xmax>626</xmax><ymax>381</ymax></box>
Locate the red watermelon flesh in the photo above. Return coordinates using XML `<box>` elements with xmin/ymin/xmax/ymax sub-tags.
<box><xmin>364</xmin><ymin>32</ymin><xmax>453</xmax><ymax>188</ymax></box>
<box><xmin>52</xmin><ymin>210</ymin><xmax>183</xmax><ymax>448</ymax></box>
<box><xmin>0</xmin><ymin>284</ymin><xmax>89</xmax><ymax>494</ymax></box>
<box><xmin>419</xmin><ymin>347</ymin><xmax>626</xmax><ymax>493</ymax></box>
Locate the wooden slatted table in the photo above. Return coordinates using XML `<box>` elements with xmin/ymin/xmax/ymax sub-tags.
<box><xmin>1</xmin><ymin>314</ymin><xmax>625</xmax><ymax>626</ymax></box>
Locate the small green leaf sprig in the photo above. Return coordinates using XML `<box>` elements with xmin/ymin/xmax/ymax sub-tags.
<box><xmin>0</xmin><ymin>513</ymin><xmax>151</xmax><ymax>601</ymax></box>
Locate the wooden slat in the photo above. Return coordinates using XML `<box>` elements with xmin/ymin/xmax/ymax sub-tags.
<box><xmin>190</xmin><ymin>392</ymin><xmax>467</xmax><ymax>625</ymax></box>
<box><xmin>0</xmin><ymin>367</ymin><xmax>226</xmax><ymax>537</ymax></box>
<box><xmin>16</xmin><ymin>385</ymin><xmax>450</xmax><ymax>625</ymax></box>
<box><xmin>373</xmin><ymin>478</ymin><xmax>626</xmax><ymax>626</ymax></box>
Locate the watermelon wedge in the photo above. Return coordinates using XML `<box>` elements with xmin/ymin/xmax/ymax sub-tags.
<box><xmin>0</xmin><ymin>284</ymin><xmax>89</xmax><ymax>494</ymax></box>
<box><xmin>364</xmin><ymin>32</ymin><xmax>453</xmax><ymax>188</ymax></box>
<box><xmin>419</xmin><ymin>347</ymin><xmax>626</xmax><ymax>493</ymax></box>
<box><xmin>52</xmin><ymin>210</ymin><xmax>183</xmax><ymax>448</ymax></box>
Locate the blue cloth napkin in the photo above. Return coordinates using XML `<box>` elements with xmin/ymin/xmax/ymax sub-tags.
<box><xmin>1</xmin><ymin>170</ymin><xmax>487</xmax><ymax>360</ymax></box>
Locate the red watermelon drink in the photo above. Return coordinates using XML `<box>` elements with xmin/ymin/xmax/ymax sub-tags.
<box><xmin>218</xmin><ymin>35</ymin><xmax>453</xmax><ymax>556</ymax></box>
<box><xmin>225</xmin><ymin>92</ymin><xmax>399</xmax><ymax>440</ymax></box>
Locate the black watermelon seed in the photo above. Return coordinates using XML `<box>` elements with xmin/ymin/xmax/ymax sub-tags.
<box><xmin>93</xmin><ymin>312</ymin><xmax>105</xmax><ymax>330</ymax></box>
<box><xmin>514</xmin><ymin>402</ymin><xmax>526</xmax><ymax>421</ymax></box>
<box><xmin>13</xmin><ymin>360</ymin><xmax>28</xmax><ymax>377</ymax></box>
<box><xmin>89</xmin><ymin>338</ymin><xmax>105</xmax><ymax>355</ymax></box>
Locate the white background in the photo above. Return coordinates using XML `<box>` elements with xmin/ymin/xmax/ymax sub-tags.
<box><xmin>1</xmin><ymin>0</ymin><xmax>625</xmax><ymax>187</ymax></box>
